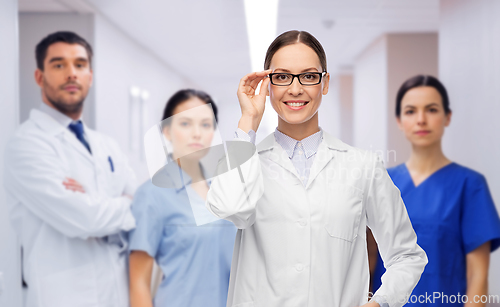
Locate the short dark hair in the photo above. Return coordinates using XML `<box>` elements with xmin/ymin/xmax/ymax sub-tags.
<box><xmin>161</xmin><ymin>89</ymin><xmax>218</xmax><ymax>128</ymax></box>
<box><xmin>395</xmin><ymin>75</ymin><xmax>451</xmax><ymax>117</ymax></box>
<box><xmin>264</xmin><ymin>30</ymin><xmax>327</xmax><ymax>72</ymax></box>
<box><xmin>35</xmin><ymin>31</ymin><xmax>93</xmax><ymax>71</ymax></box>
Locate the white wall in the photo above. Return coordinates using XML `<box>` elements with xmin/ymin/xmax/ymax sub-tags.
<box><xmin>335</xmin><ymin>74</ymin><xmax>354</xmax><ymax>145</ymax></box>
<box><xmin>439</xmin><ymin>0</ymin><xmax>500</xmax><ymax>298</ymax></box>
<box><xmin>93</xmin><ymin>15</ymin><xmax>194</xmax><ymax>182</ymax></box>
<box><xmin>387</xmin><ymin>33</ymin><xmax>438</xmax><ymax>166</ymax></box>
<box><xmin>318</xmin><ymin>78</ymin><xmax>341</xmax><ymax>139</ymax></box>
<box><xmin>353</xmin><ymin>33</ymin><xmax>438</xmax><ymax>166</ymax></box>
<box><xmin>19</xmin><ymin>13</ymin><xmax>96</xmax><ymax>128</ymax></box>
<box><xmin>353</xmin><ymin>36</ymin><xmax>388</xmax><ymax>154</ymax></box>
<box><xmin>0</xmin><ymin>0</ymin><xmax>22</xmax><ymax>306</ymax></box>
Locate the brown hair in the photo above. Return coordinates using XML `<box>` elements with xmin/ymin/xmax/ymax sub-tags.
<box><xmin>36</xmin><ymin>31</ymin><xmax>93</xmax><ymax>71</ymax></box>
<box><xmin>264</xmin><ymin>30</ymin><xmax>327</xmax><ymax>72</ymax></box>
<box><xmin>395</xmin><ymin>75</ymin><xmax>451</xmax><ymax>117</ymax></box>
<box><xmin>161</xmin><ymin>89</ymin><xmax>218</xmax><ymax>128</ymax></box>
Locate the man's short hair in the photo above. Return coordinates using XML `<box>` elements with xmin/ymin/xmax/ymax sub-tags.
<box><xmin>35</xmin><ymin>31</ymin><xmax>93</xmax><ymax>71</ymax></box>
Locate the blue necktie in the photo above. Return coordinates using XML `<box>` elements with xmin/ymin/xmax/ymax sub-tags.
<box><xmin>68</xmin><ymin>121</ymin><xmax>92</xmax><ymax>154</ymax></box>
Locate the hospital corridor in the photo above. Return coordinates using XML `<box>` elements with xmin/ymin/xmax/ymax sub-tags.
<box><xmin>0</xmin><ymin>0</ymin><xmax>500</xmax><ymax>306</ymax></box>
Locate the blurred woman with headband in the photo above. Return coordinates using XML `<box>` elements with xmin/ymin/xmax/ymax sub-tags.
<box><xmin>128</xmin><ymin>89</ymin><xmax>236</xmax><ymax>307</ymax></box>
<box><xmin>206</xmin><ymin>30</ymin><xmax>427</xmax><ymax>307</ymax></box>
<box><xmin>371</xmin><ymin>75</ymin><xmax>500</xmax><ymax>306</ymax></box>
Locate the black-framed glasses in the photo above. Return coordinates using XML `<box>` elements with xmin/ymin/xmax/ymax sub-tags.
<box><xmin>268</xmin><ymin>72</ymin><xmax>326</xmax><ymax>86</ymax></box>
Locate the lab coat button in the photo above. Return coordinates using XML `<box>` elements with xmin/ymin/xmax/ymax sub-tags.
<box><xmin>295</xmin><ymin>264</ymin><xmax>304</xmax><ymax>271</ymax></box>
<box><xmin>299</xmin><ymin>220</ymin><xmax>307</xmax><ymax>227</ymax></box>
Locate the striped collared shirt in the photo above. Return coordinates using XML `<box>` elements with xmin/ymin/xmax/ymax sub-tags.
<box><xmin>274</xmin><ymin>128</ymin><xmax>323</xmax><ymax>186</ymax></box>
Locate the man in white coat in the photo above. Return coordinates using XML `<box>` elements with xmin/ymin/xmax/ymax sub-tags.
<box><xmin>4</xmin><ymin>31</ymin><xmax>136</xmax><ymax>307</ymax></box>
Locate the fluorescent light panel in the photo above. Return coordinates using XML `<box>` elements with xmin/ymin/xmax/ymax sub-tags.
<box><xmin>244</xmin><ymin>0</ymin><xmax>279</xmax><ymax>73</ymax></box>
<box><xmin>243</xmin><ymin>0</ymin><xmax>280</xmax><ymax>137</ymax></box>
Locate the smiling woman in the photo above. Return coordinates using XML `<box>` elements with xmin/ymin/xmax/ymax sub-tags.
<box><xmin>206</xmin><ymin>30</ymin><xmax>428</xmax><ymax>307</ymax></box>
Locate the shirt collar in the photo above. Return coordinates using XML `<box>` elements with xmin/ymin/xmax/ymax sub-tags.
<box><xmin>164</xmin><ymin>155</ymin><xmax>212</xmax><ymax>193</ymax></box>
<box><xmin>39</xmin><ymin>102</ymin><xmax>83</xmax><ymax>128</ymax></box>
<box><xmin>257</xmin><ymin>129</ymin><xmax>350</xmax><ymax>154</ymax></box>
<box><xmin>274</xmin><ymin>128</ymin><xmax>323</xmax><ymax>159</ymax></box>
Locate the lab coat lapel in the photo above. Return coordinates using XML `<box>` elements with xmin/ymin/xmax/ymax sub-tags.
<box><xmin>305</xmin><ymin>141</ymin><xmax>335</xmax><ymax>189</ymax></box>
<box><xmin>83</xmin><ymin>128</ymin><xmax>100</xmax><ymax>164</ymax></box>
<box><xmin>63</xmin><ymin>130</ymin><xmax>94</xmax><ymax>164</ymax></box>
<box><xmin>305</xmin><ymin>132</ymin><xmax>348</xmax><ymax>189</ymax></box>
<box><xmin>30</xmin><ymin>109</ymin><xmax>94</xmax><ymax>165</ymax></box>
<box><xmin>257</xmin><ymin>132</ymin><xmax>300</xmax><ymax>179</ymax></box>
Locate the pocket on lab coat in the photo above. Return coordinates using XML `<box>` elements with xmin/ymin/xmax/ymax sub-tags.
<box><xmin>40</xmin><ymin>263</ymin><xmax>98</xmax><ymax>306</ymax></box>
<box><xmin>324</xmin><ymin>184</ymin><xmax>363</xmax><ymax>242</ymax></box>
<box><xmin>104</xmin><ymin>157</ymin><xmax>127</xmax><ymax>196</ymax></box>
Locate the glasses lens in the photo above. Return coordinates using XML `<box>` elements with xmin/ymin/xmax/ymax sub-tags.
<box><xmin>299</xmin><ymin>73</ymin><xmax>321</xmax><ymax>85</ymax></box>
<box><xmin>271</xmin><ymin>73</ymin><xmax>292</xmax><ymax>85</ymax></box>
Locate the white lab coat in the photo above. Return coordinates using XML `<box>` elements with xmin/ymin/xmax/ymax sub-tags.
<box><xmin>4</xmin><ymin>108</ymin><xmax>136</xmax><ymax>307</ymax></box>
<box><xmin>207</xmin><ymin>131</ymin><xmax>427</xmax><ymax>307</ymax></box>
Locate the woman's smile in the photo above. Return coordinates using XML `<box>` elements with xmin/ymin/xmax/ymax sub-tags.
<box><xmin>283</xmin><ymin>100</ymin><xmax>309</xmax><ymax>110</ymax></box>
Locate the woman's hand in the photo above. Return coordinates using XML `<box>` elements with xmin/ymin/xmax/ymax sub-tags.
<box><xmin>237</xmin><ymin>69</ymin><xmax>272</xmax><ymax>133</ymax></box>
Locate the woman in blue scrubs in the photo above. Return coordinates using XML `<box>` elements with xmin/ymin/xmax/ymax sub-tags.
<box><xmin>372</xmin><ymin>75</ymin><xmax>500</xmax><ymax>306</ymax></box>
<box><xmin>128</xmin><ymin>90</ymin><xmax>237</xmax><ymax>307</ymax></box>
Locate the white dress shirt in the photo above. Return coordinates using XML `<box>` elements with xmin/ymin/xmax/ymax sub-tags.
<box><xmin>39</xmin><ymin>102</ymin><xmax>87</xmax><ymax>139</ymax></box>
<box><xmin>208</xmin><ymin>130</ymin><xmax>427</xmax><ymax>307</ymax></box>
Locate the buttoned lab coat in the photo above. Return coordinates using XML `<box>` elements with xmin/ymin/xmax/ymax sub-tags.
<box><xmin>4</xmin><ymin>109</ymin><xmax>137</xmax><ymax>307</ymax></box>
<box><xmin>207</xmin><ymin>132</ymin><xmax>427</xmax><ymax>307</ymax></box>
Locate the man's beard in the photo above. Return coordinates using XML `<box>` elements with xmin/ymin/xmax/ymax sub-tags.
<box><xmin>47</xmin><ymin>95</ymin><xmax>84</xmax><ymax>116</ymax></box>
<box><xmin>44</xmin><ymin>79</ymin><xmax>86</xmax><ymax>117</ymax></box>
